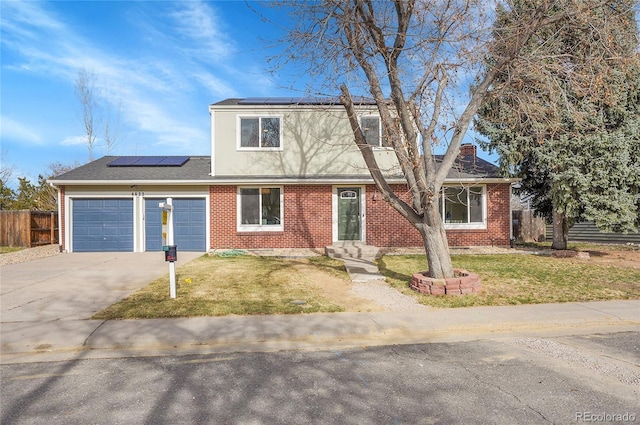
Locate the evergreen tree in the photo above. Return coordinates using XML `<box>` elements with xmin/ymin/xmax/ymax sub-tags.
<box><xmin>475</xmin><ymin>0</ymin><xmax>640</xmax><ymax>249</ymax></box>
<box><xmin>13</xmin><ymin>177</ymin><xmax>38</xmax><ymax>210</ymax></box>
<box><xmin>0</xmin><ymin>178</ymin><xmax>16</xmax><ymax>210</ymax></box>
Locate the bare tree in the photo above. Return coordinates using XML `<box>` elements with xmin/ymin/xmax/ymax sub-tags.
<box><xmin>36</xmin><ymin>162</ymin><xmax>80</xmax><ymax>211</ymax></box>
<box><xmin>0</xmin><ymin>149</ymin><xmax>15</xmax><ymax>210</ymax></box>
<box><xmin>74</xmin><ymin>69</ymin><xmax>126</xmax><ymax>158</ymax></box>
<box><xmin>104</xmin><ymin>99</ymin><xmax>124</xmax><ymax>155</ymax></box>
<box><xmin>270</xmin><ymin>0</ymin><xmax>613</xmax><ymax>278</ymax></box>
<box><xmin>75</xmin><ymin>68</ymin><xmax>101</xmax><ymax>161</ymax></box>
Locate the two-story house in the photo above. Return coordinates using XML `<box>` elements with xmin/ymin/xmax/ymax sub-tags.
<box><xmin>50</xmin><ymin>97</ymin><xmax>516</xmax><ymax>253</ymax></box>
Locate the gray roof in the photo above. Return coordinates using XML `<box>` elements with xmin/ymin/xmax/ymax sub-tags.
<box><xmin>212</xmin><ymin>97</ymin><xmax>377</xmax><ymax>106</ymax></box>
<box><xmin>49</xmin><ymin>153</ymin><xmax>501</xmax><ymax>185</ymax></box>
<box><xmin>49</xmin><ymin>156</ymin><xmax>212</xmax><ymax>183</ymax></box>
<box><xmin>443</xmin><ymin>154</ymin><xmax>501</xmax><ymax>179</ymax></box>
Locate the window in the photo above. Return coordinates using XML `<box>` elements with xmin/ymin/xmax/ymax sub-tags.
<box><xmin>239</xmin><ymin>116</ymin><xmax>281</xmax><ymax>149</ymax></box>
<box><xmin>238</xmin><ymin>187</ymin><xmax>283</xmax><ymax>231</ymax></box>
<box><xmin>360</xmin><ymin>116</ymin><xmax>391</xmax><ymax>147</ymax></box>
<box><xmin>440</xmin><ymin>186</ymin><xmax>485</xmax><ymax>228</ymax></box>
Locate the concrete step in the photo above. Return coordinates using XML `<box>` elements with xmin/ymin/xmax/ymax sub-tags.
<box><xmin>341</xmin><ymin>258</ymin><xmax>386</xmax><ymax>282</ymax></box>
<box><xmin>325</xmin><ymin>244</ymin><xmax>380</xmax><ymax>260</ymax></box>
<box><xmin>326</xmin><ymin>244</ymin><xmax>385</xmax><ymax>282</ymax></box>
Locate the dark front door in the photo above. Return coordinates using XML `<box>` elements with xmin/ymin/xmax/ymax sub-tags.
<box><xmin>337</xmin><ymin>188</ymin><xmax>361</xmax><ymax>241</ymax></box>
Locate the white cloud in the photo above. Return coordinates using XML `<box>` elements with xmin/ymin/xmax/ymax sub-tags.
<box><xmin>1</xmin><ymin>0</ymin><xmax>284</xmax><ymax>161</ymax></box>
<box><xmin>60</xmin><ymin>135</ymin><xmax>88</xmax><ymax>146</ymax></box>
<box><xmin>193</xmin><ymin>72</ymin><xmax>238</xmax><ymax>98</ymax></box>
<box><xmin>0</xmin><ymin>116</ymin><xmax>43</xmax><ymax>144</ymax></box>
<box><xmin>0</xmin><ymin>1</ymin><xmax>64</xmax><ymax>41</ymax></box>
<box><xmin>169</xmin><ymin>1</ymin><xmax>235</xmax><ymax>58</ymax></box>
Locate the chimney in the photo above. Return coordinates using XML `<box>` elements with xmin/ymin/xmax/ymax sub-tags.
<box><xmin>459</xmin><ymin>143</ymin><xmax>477</xmax><ymax>157</ymax></box>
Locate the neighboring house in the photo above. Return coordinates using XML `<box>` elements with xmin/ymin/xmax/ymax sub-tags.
<box><xmin>49</xmin><ymin>97</ymin><xmax>516</xmax><ymax>253</ymax></box>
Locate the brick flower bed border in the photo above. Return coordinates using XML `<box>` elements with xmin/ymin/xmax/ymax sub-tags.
<box><xmin>410</xmin><ymin>269</ymin><xmax>481</xmax><ymax>296</ymax></box>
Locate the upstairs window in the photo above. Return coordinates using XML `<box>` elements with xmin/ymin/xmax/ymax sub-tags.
<box><xmin>440</xmin><ymin>186</ymin><xmax>485</xmax><ymax>228</ymax></box>
<box><xmin>361</xmin><ymin>116</ymin><xmax>381</xmax><ymax>147</ymax></box>
<box><xmin>239</xmin><ymin>116</ymin><xmax>281</xmax><ymax>149</ymax></box>
<box><xmin>360</xmin><ymin>116</ymin><xmax>391</xmax><ymax>147</ymax></box>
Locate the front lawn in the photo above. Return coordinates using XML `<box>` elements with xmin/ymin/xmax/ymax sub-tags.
<box><xmin>93</xmin><ymin>247</ymin><xmax>640</xmax><ymax>319</ymax></box>
<box><xmin>0</xmin><ymin>246</ymin><xmax>24</xmax><ymax>254</ymax></box>
<box><xmin>378</xmin><ymin>252</ymin><xmax>640</xmax><ymax>308</ymax></box>
<box><xmin>93</xmin><ymin>255</ymin><xmax>352</xmax><ymax>319</ymax></box>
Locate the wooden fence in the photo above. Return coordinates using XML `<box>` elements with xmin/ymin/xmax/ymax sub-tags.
<box><xmin>0</xmin><ymin>210</ymin><xmax>59</xmax><ymax>247</ymax></box>
<box><xmin>512</xmin><ymin>210</ymin><xmax>547</xmax><ymax>242</ymax></box>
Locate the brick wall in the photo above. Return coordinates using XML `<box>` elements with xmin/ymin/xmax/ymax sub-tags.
<box><xmin>366</xmin><ymin>184</ymin><xmax>423</xmax><ymax>246</ymax></box>
<box><xmin>209</xmin><ymin>185</ymin><xmax>333</xmax><ymax>249</ymax></box>
<box><xmin>366</xmin><ymin>183</ymin><xmax>511</xmax><ymax>247</ymax></box>
<box><xmin>209</xmin><ymin>183</ymin><xmax>512</xmax><ymax>250</ymax></box>
<box><xmin>60</xmin><ymin>186</ymin><xmax>66</xmax><ymax>251</ymax></box>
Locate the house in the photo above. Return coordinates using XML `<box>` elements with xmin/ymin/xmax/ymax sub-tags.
<box><xmin>49</xmin><ymin>97</ymin><xmax>516</xmax><ymax>253</ymax></box>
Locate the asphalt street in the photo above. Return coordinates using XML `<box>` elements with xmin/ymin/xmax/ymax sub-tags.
<box><xmin>1</xmin><ymin>252</ymin><xmax>639</xmax><ymax>424</ymax></box>
<box><xmin>2</xmin><ymin>331</ymin><xmax>638</xmax><ymax>425</ymax></box>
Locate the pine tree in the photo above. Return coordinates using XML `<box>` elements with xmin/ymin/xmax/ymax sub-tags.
<box><xmin>475</xmin><ymin>0</ymin><xmax>640</xmax><ymax>249</ymax></box>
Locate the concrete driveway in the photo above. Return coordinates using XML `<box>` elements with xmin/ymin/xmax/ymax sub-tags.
<box><xmin>1</xmin><ymin>252</ymin><xmax>203</xmax><ymax>322</ymax></box>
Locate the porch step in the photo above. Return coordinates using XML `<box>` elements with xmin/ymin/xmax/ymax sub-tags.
<box><xmin>326</xmin><ymin>244</ymin><xmax>385</xmax><ymax>282</ymax></box>
<box><xmin>325</xmin><ymin>243</ymin><xmax>380</xmax><ymax>260</ymax></box>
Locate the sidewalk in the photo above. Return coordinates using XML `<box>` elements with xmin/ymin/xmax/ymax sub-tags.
<box><xmin>2</xmin><ymin>300</ymin><xmax>638</xmax><ymax>364</ymax></box>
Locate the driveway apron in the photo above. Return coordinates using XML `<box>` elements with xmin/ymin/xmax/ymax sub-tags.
<box><xmin>0</xmin><ymin>252</ymin><xmax>202</xmax><ymax>322</ymax></box>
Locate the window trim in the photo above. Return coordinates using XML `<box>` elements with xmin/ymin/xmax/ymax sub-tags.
<box><xmin>440</xmin><ymin>185</ymin><xmax>487</xmax><ymax>230</ymax></box>
<box><xmin>237</xmin><ymin>115</ymin><xmax>283</xmax><ymax>151</ymax></box>
<box><xmin>359</xmin><ymin>115</ymin><xmax>390</xmax><ymax>148</ymax></box>
<box><xmin>237</xmin><ymin>186</ymin><xmax>284</xmax><ymax>232</ymax></box>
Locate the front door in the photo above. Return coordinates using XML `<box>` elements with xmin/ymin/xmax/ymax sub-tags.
<box><xmin>337</xmin><ymin>187</ymin><xmax>361</xmax><ymax>241</ymax></box>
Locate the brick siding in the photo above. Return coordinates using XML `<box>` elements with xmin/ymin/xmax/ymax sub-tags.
<box><xmin>210</xmin><ymin>183</ymin><xmax>512</xmax><ymax>250</ymax></box>
<box><xmin>60</xmin><ymin>186</ymin><xmax>66</xmax><ymax>251</ymax></box>
<box><xmin>209</xmin><ymin>185</ymin><xmax>334</xmax><ymax>249</ymax></box>
<box><xmin>365</xmin><ymin>183</ymin><xmax>511</xmax><ymax>247</ymax></box>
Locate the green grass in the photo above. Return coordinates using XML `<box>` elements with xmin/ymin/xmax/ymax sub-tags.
<box><xmin>93</xmin><ymin>254</ymin><xmax>346</xmax><ymax>319</ymax></box>
<box><xmin>94</xmin><ymin>246</ymin><xmax>640</xmax><ymax>318</ymax></box>
<box><xmin>378</xmin><ymin>253</ymin><xmax>640</xmax><ymax>308</ymax></box>
<box><xmin>0</xmin><ymin>246</ymin><xmax>25</xmax><ymax>254</ymax></box>
<box><xmin>517</xmin><ymin>241</ymin><xmax>639</xmax><ymax>251</ymax></box>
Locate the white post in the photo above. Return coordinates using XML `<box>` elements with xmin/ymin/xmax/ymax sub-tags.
<box><xmin>167</xmin><ymin>197</ymin><xmax>176</xmax><ymax>299</ymax></box>
<box><xmin>159</xmin><ymin>198</ymin><xmax>177</xmax><ymax>299</ymax></box>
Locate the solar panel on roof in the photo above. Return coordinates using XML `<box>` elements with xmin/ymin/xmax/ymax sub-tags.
<box><xmin>238</xmin><ymin>97</ymin><xmax>267</xmax><ymax>105</ymax></box>
<box><xmin>238</xmin><ymin>97</ymin><xmax>339</xmax><ymax>105</ymax></box>
<box><xmin>235</xmin><ymin>96</ymin><xmax>379</xmax><ymax>106</ymax></box>
<box><xmin>298</xmin><ymin>97</ymin><xmax>337</xmax><ymax>105</ymax></box>
<box><xmin>107</xmin><ymin>156</ymin><xmax>190</xmax><ymax>167</ymax></box>
<box><xmin>107</xmin><ymin>156</ymin><xmax>143</xmax><ymax>166</ymax></box>
<box><xmin>132</xmin><ymin>156</ymin><xmax>159</xmax><ymax>166</ymax></box>
<box><xmin>159</xmin><ymin>156</ymin><xmax>189</xmax><ymax>166</ymax></box>
<box><xmin>268</xmin><ymin>97</ymin><xmax>296</xmax><ymax>105</ymax></box>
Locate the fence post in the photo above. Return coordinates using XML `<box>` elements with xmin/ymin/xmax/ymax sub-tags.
<box><xmin>50</xmin><ymin>212</ymin><xmax>55</xmax><ymax>245</ymax></box>
<box><xmin>27</xmin><ymin>211</ymin><xmax>32</xmax><ymax>248</ymax></box>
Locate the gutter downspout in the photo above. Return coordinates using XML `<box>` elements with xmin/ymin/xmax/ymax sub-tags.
<box><xmin>48</xmin><ymin>181</ymin><xmax>63</xmax><ymax>252</ymax></box>
<box><xmin>509</xmin><ymin>182</ymin><xmax>515</xmax><ymax>248</ymax></box>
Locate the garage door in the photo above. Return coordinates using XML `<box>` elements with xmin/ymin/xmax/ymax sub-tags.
<box><xmin>145</xmin><ymin>198</ymin><xmax>206</xmax><ymax>251</ymax></box>
<box><xmin>73</xmin><ymin>199</ymin><xmax>133</xmax><ymax>252</ymax></box>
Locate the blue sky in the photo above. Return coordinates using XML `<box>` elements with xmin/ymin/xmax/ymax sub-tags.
<box><xmin>1</xmin><ymin>0</ymin><xmax>299</xmax><ymax>187</ymax></box>
<box><xmin>1</xmin><ymin>0</ymin><xmax>504</xmax><ymax>190</ymax></box>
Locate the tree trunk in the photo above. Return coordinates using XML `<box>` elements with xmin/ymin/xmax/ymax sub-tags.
<box><xmin>551</xmin><ymin>209</ymin><xmax>569</xmax><ymax>250</ymax></box>
<box><xmin>418</xmin><ymin>201</ymin><xmax>454</xmax><ymax>279</ymax></box>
